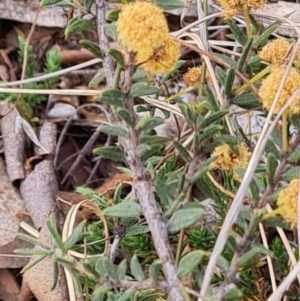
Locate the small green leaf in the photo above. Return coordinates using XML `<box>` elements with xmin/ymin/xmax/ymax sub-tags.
<box><xmin>237</xmin><ymin>37</ymin><xmax>253</xmax><ymax>71</ymax></box>
<box><xmin>199</xmin><ymin>111</ymin><xmax>229</xmax><ymax>129</ymax></box>
<box><xmin>93</xmin><ymin>146</ymin><xmax>125</xmax><ymax>162</ymax></box>
<box><xmin>65</xmin><ymin>17</ymin><xmax>95</xmax><ymax>37</ymax></box>
<box><xmin>98</xmin><ymin>124</ymin><xmax>129</xmax><ymax>138</ymax></box>
<box><xmin>217</xmin><ymin>255</ymin><xmax>230</xmax><ymax>272</ymax></box>
<box><xmin>14</xmin><ymin>248</ymin><xmax>52</xmax><ymax>256</ymax></box>
<box><xmin>240</xmin><ymin>245</ymin><xmax>271</xmax><ymax>266</ymax></box>
<box><xmin>135</xmin><ymin>116</ymin><xmax>164</xmax><ymax>131</ymax></box>
<box><xmin>223</xmin><ymin>287</ymin><xmax>243</xmax><ymax>300</ymax></box>
<box><xmin>95</xmin><ymin>257</ymin><xmax>105</xmax><ymax>275</ymax></box>
<box><xmin>205</xmin><ymin>85</ymin><xmax>219</xmax><ymax>112</ymax></box>
<box><xmin>108</xmin><ymin>48</ymin><xmax>125</xmax><ymax>67</ymax></box>
<box><xmin>226</xmin><ymin>18</ymin><xmax>247</xmax><ymax>46</ymax></box>
<box><xmin>288</xmin><ymin>145</ymin><xmax>300</xmax><ymax>163</ymax></box>
<box><xmin>199</xmin><ymin>125</ymin><xmax>223</xmax><ymax>144</ymax></box>
<box><xmin>191</xmin><ymin>156</ymin><xmax>218</xmax><ymax>183</ymax></box>
<box><xmin>113</xmin><ymin>183</ymin><xmax>122</xmax><ymax>204</ymax></box>
<box><xmin>130</xmin><ymin>82</ymin><xmax>160</xmax><ymax>98</ymax></box>
<box><xmin>215</xmin><ymin>66</ymin><xmax>227</xmax><ymax>86</ymax></box>
<box><xmin>130</xmin><ymin>254</ymin><xmax>145</xmax><ymax>281</ymax></box>
<box><xmin>50</xmin><ymin>262</ymin><xmax>59</xmax><ymax>291</ymax></box>
<box><xmin>282</xmin><ymin>166</ymin><xmax>299</xmax><ymax>182</ymax></box>
<box><xmin>125</xmin><ymin>225</ymin><xmax>150</xmax><ymax>236</ymax></box>
<box><xmin>105</xmin><ymin>23</ymin><xmax>118</xmax><ymax>41</ymax></box>
<box><xmin>79</xmin><ymin>40</ymin><xmax>103</xmax><ymax>58</ymax></box>
<box><xmin>267</xmin><ymin>153</ymin><xmax>278</xmax><ymax>186</ymax></box>
<box><xmin>178</xmin><ymin>102</ymin><xmax>195</xmax><ymax>127</ymax></box>
<box><xmin>232</xmin><ymin>92</ymin><xmax>261</xmax><ymax>110</ymax></box>
<box><xmin>116</xmin><ymin>288</ymin><xmax>136</xmax><ymax>301</ymax></box>
<box><xmin>20</xmin><ymin>254</ymin><xmax>49</xmax><ymax>274</ymax></box>
<box><xmin>17</xmin><ymin>233</ymin><xmax>51</xmax><ymax>250</ymax></box>
<box><xmin>103</xmin><ymin>201</ymin><xmax>141</xmax><ymax>218</ymax></box>
<box><xmin>98</xmin><ymin>88</ymin><xmax>124</xmax><ymax>108</ymax></box>
<box><xmin>40</xmin><ymin>0</ymin><xmax>62</xmax><ymax>6</ymax></box>
<box><xmin>168</xmin><ymin>204</ymin><xmax>205</xmax><ymax>233</ymax></box>
<box><xmin>178</xmin><ymin>250</ymin><xmax>206</xmax><ymax>277</ymax></box>
<box><xmin>173</xmin><ymin>141</ymin><xmax>191</xmax><ymax>163</ymax></box>
<box><xmin>149</xmin><ymin>260</ymin><xmax>161</xmax><ymax>283</ymax></box>
<box><xmin>103</xmin><ymin>257</ymin><xmax>119</xmax><ymax>282</ymax></box>
<box><xmin>249</xmin><ymin>178</ymin><xmax>260</xmax><ymax>204</ymax></box>
<box><xmin>116</xmin><ymin>107</ymin><xmax>133</xmax><ymax>125</ymax></box>
<box><xmin>89</xmin><ymin>69</ymin><xmax>105</xmax><ymax>88</ymax></box>
<box><xmin>225</xmin><ymin>68</ymin><xmax>235</xmax><ymax>96</ymax></box>
<box><xmin>140</xmin><ymin>135</ymin><xmax>169</xmax><ymax>146</ymax></box>
<box><xmin>106</xmin><ymin>9</ymin><xmax>120</xmax><ymax>21</ymax></box>
<box><xmin>137</xmin><ymin>143</ymin><xmax>161</xmax><ymax>158</ymax></box>
<box><xmin>46</xmin><ymin>215</ymin><xmax>66</xmax><ymax>253</ymax></box>
<box><xmin>253</xmin><ymin>19</ymin><xmax>282</xmax><ymax>49</ymax></box>
<box><xmin>117</xmin><ymin>259</ymin><xmax>127</xmax><ymax>280</ymax></box>
<box><xmin>133</xmin><ymin>68</ymin><xmax>149</xmax><ymax>82</ymax></box>
<box><xmin>155</xmin><ymin>0</ymin><xmax>184</xmax><ymax>10</ymax></box>
<box><xmin>155</xmin><ymin>179</ymin><xmax>173</xmax><ymax>208</ymax></box>
<box><xmin>65</xmin><ymin>220</ymin><xmax>85</xmax><ymax>250</ymax></box>
<box><xmin>214</xmin><ymin>53</ymin><xmax>238</xmax><ymax>68</ymax></box>
<box><xmin>93</xmin><ymin>285</ymin><xmax>112</xmax><ymax>297</ymax></box>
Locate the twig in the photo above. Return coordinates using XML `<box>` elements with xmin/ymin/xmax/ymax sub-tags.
<box><xmin>0</xmin><ymin>58</ymin><xmax>102</xmax><ymax>87</ymax></box>
<box><xmin>119</xmin><ymin>52</ymin><xmax>184</xmax><ymax>301</ymax></box>
<box><xmin>96</xmin><ymin>0</ymin><xmax>115</xmax><ymax>87</ymax></box>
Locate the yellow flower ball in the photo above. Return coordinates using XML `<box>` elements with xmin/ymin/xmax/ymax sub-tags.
<box><xmin>277</xmin><ymin>179</ymin><xmax>299</xmax><ymax>228</ymax></box>
<box><xmin>210</xmin><ymin>143</ymin><xmax>251</xmax><ymax>182</ymax></box>
<box><xmin>259</xmin><ymin>38</ymin><xmax>290</xmax><ymax>66</ymax></box>
<box><xmin>136</xmin><ymin>36</ymin><xmax>180</xmax><ymax>75</ymax></box>
<box><xmin>217</xmin><ymin>0</ymin><xmax>266</xmax><ymax>15</ymax></box>
<box><xmin>183</xmin><ymin>66</ymin><xmax>212</xmax><ymax>86</ymax></box>
<box><xmin>116</xmin><ymin>2</ymin><xmax>169</xmax><ymax>52</ymax></box>
<box><xmin>258</xmin><ymin>66</ymin><xmax>300</xmax><ymax>115</ymax></box>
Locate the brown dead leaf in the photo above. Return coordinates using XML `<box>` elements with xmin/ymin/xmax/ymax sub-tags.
<box><xmin>0</xmin><ymin>269</ymin><xmax>21</xmax><ymax>301</ymax></box>
<box><xmin>0</xmin><ymin>227</ymin><xmax>33</xmax><ymax>268</ymax></box>
<box><xmin>20</xmin><ymin>160</ymin><xmax>58</xmax><ymax>229</ymax></box>
<box><xmin>95</xmin><ymin>173</ymin><xmax>133</xmax><ymax>197</ymax></box>
<box><xmin>0</xmin><ymin>65</ymin><xmax>9</xmax><ymax>81</ymax></box>
<box><xmin>57</xmin><ymin>191</ymin><xmax>94</xmax><ymax>225</ymax></box>
<box><xmin>0</xmin><ymin>157</ymin><xmax>27</xmax><ymax>246</ymax></box>
<box><xmin>0</xmin><ymin>103</ymin><xmax>25</xmax><ymax>182</ymax></box>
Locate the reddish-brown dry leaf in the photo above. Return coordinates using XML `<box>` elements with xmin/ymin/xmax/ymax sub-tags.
<box><xmin>57</xmin><ymin>191</ymin><xmax>94</xmax><ymax>225</ymax></box>
<box><xmin>95</xmin><ymin>173</ymin><xmax>133</xmax><ymax>197</ymax></box>
<box><xmin>0</xmin><ymin>269</ymin><xmax>21</xmax><ymax>301</ymax></box>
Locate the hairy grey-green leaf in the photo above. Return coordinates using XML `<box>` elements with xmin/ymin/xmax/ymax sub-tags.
<box><xmin>93</xmin><ymin>146</ymin><xmax>125</xmax><ymax>162</ymax></box>
<box><xmin>103</xmin><ymin>201</ymin><xmax>141</xmax><ymax>218</ymax></box>
<box><xmin>168</xmin><ymin>204</ymin><xmax>205</xmax><ymax>233</ymax></box>
<box><xmin>130</xmin><ymin>254</ymin><xmax>145</xmax><ymax>281</ymax></box>
<box><xmin>98</xmin><ymin>124</ymin><xmax>129</xmax><ymax>138</ymax></box>
<box><xmin>178</xmin><ymin>250</ymin><xmax>206</xmax><ymax>277</ymax></box>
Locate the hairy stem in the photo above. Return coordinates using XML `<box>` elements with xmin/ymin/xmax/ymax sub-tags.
<box><xmin>119</xmin><ymin>52</ymin><xmax>184</xmax><ymax>301</ymax></box>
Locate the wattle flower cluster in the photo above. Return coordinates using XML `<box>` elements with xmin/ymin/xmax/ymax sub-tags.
<box><xmin>116</xmin><ymin>2</ymin><xmax>180</xmax><ymax>75</ymax></box>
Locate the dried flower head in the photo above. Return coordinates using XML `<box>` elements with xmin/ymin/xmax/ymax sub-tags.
<box><xmin>277</xmin><ymin>179</ymin><xmax>298</xmax><ymax>228</ymax></box>
<box><xmin>258</xmin><ymin>66</ymin><xmax>300</xmax><ymax>115</ymax></box>
<box><xmin>217</xmin><ymin>0</ymin><xmax>266</xmax><ymax>16</ymax></box>
<box><xmin>136</xmin><ymin>36</ymin><xmax>180</xmax><ymax>75</ymax></box>
<box><xmin>259</xmin><ymin>39</ymin><xmax>290</xmax><ymax>66</ymax></box>
<box><xmin>116</xmin><ymin>2</ymin><xmax>169</xmax><ymax>52</ymax></box>
<box><xmin>210</xmin><ymin>143</ymin><xmax>251</xmax><ymax>181</ymax></box>
<box><xmin>183</xmin><ymin>67</ymin><xmax>211</xmax><ymax>86</ymax></box>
